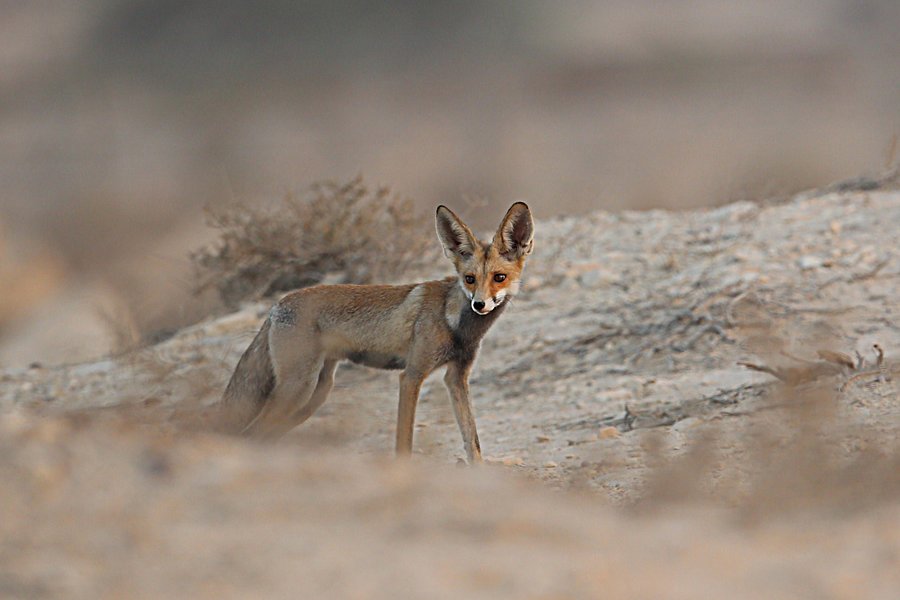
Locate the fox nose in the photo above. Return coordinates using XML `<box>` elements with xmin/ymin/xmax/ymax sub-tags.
<box><xmin>472</xmin><ymin>300</ymin><xmax>486</xmax><ymax>311</ymax></box>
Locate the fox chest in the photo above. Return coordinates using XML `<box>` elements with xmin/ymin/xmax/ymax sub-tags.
<box><xmin>448</xmin><ymin>304</ymin><xmax>505</xmax><ymax>364</ymax></box>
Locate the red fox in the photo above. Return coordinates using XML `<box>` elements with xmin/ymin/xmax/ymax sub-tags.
<box><xmin>221</xmin><ymin>202</ymin><xmax>534</xmax><ymax>463</ymax></box>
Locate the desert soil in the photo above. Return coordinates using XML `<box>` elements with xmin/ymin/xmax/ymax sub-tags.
<box><xmin>2</xmin><ymin>190</ymin><xmax>899</xmax><ymax>599</ymax></box>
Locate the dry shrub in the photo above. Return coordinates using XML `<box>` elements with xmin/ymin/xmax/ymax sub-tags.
<box><xmin>95</xmin><ymin>294</ymin><xmax>143</xmax><ymax>355</ymax></box>
<box><xmin>636</xmin><ymin>381</ymin><xmax>900</xmax><ymax>519</ymax></box>
<box><xmin>192</xmin><ymin>176</ymin><xmax>432</xmax><ymax>309</ymax></box>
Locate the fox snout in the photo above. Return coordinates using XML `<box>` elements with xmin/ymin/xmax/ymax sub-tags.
<box><xmin>471</xmin><ymin>295</ymin><xmax>502</xmax><ymax>315</ymax></box>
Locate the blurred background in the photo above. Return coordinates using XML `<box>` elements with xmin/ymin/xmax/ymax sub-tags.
<box><xmin>1</xmin><ymin>0</ymin><xmax>898</xmax><ymax>367</ymax></box>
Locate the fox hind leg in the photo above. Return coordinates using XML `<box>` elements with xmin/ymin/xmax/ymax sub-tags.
<box><xmin>242</xmin><ymin>319</ymin><xmax>324</xmax><ymax>439</ymax></box>
<box><xmin>241</xmin><ymin>356</ymin><xmax>322</xmax><ymax>439</ymax></box>
<box><xmin>281</xmin><ymin>359</ymin><xmax>338</xmax><ymax>430</ymax></box>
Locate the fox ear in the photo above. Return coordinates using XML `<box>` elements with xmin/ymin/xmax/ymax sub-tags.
<box><xmin>435</xmin><ymin>205</ymin><xmax>478</xmax><ymax>258</ymax></box>
<box><xmin>493</xmin><ymin>202</ymin><xmax>534</xmax><ymax>258</ymax></box>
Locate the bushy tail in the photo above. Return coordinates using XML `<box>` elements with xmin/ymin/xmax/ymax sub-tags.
<box><xmin>219</xmin><ymin>318</ymin><xmax>276</xmax><ymax>433</ymax></box>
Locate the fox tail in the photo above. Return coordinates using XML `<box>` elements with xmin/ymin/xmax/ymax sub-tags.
<box><xmin>219</xmin><ymin>318</ymin><xmax>276</xmax><ymax>433</ymax></box>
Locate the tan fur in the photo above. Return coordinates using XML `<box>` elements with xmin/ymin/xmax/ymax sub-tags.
<box><xmin>221</xmin><ymin>202</ymin><xmax>534</xmax><ymax>463</ymax></box>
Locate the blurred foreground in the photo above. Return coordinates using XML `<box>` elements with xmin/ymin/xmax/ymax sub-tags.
<box><xmin>1</xmin><ymin>408</ymin><xmax>897</xmax><ymax>599</ymax></box>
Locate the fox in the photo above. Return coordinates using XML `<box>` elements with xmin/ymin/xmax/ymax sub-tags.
<box><xmin>220</xmin><ymin>201</ymin><xmax>534</xmax><ymax>463</ymax></box>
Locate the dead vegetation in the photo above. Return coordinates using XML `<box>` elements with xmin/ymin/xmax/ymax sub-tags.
<box><xmin>738</xmin><ymin>343</ymin><xmax>892</xmax><ymax>388</ymax></box>
<box><xmin>637</xmin><ymin>382</ymin><xmax>900</xmax><ymax>518</ymax></box>
<box><xmin>191</xmin><ymin>176</ymin><xmax>434</xmax><ymax>309</ymax></box>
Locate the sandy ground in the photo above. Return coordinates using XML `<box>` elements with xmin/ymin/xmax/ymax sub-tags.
<box><xmin>2</xmin><ymin>189</ymin><xmax>900</xmax><ymax>598</ymax></box>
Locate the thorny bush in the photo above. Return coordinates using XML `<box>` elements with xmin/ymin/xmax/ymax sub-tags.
<box><xmin>192</xmin><ymin>177</ymin><xmax>432</xmax><ymax>309</ymax></box>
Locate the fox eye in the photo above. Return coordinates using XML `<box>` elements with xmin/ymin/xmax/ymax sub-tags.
<box><xmin>493</xmin><ymin>273</ymin><xmax>507</xmax><ymax>283</ymax></box>
<box><xmin>465</xmin><ymin>275</ymin><xmax>476</xmax><ymax>284</ymax></box>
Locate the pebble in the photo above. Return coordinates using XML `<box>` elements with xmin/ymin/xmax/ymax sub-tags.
<box><xmin>672</xmin><ymin>417</ymin><xmax>701</xmax><ymax>432</ymax></box>
<box><xmin>798</xmin><ymin>255</ymin><xmax>823</xmax><ymax>270</ymax></box>
<box><xmin>485</xmin><ymin>456</ymin><xmax>525</xmax><ymax>467</ymax></box>
<box><xmin>526</xmin><ymin>275</ymin><xmax>545</xmax><ymax>289</ymax></box>
<box><xmin>597</xmin><ymin>389</ymin><xmax>632</xmax><ymax>403</ymax></box>
<box><xmin>829</xmin><ymin>220</ymin><xmax>842</xmax><ymax>235</ymax></box>
<box><xmin>599</xmin><ymin>426</ymin><xmax>620</xmax><ymax>439</ymax></box>
<box><xmin>577</xmin><ymin>268</ymin><xmax>620</xmax><ymax>288</ymax></box>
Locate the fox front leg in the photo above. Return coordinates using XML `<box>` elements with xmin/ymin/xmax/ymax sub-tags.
<box><xmin>396</xmin><ymin>369</ymin><xmax>425</xmax><ymax>456</ymax></box>
<box><xmin>443</xmin><ymin>361</ymin><xmax>482</xmax><ymax>464</ymax></box>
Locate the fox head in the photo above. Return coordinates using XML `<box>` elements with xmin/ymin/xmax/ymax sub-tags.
<box><xmin>435</xmin><ymin>202</ymin><xmax>534</xmax><ymax>315</ymax></box>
